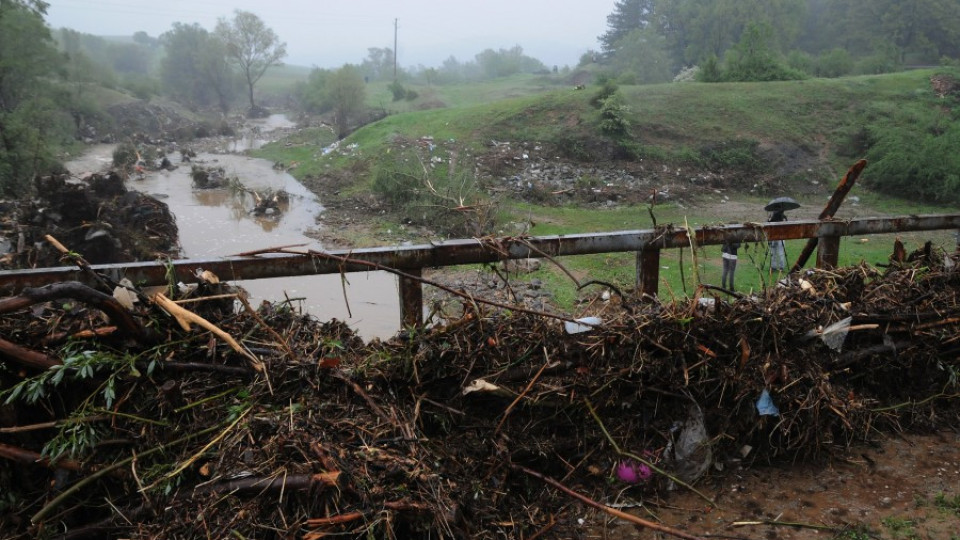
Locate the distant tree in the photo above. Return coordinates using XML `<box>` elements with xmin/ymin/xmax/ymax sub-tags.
<box><xmin>215</xmin><ymin>10</ymin><xmax>287</xmax><ymax>113</ymax></box>
<box><xmin>132</xmin><ymin>31</ymin><xmax>159</xmax><ymax>48</ymax></box>
<box><xmin>599</xmin><ymin>0</ymin><xmax>656</xmax><ymax>58</ymax></box>
<box><xmin>160</xmin><ymin>23</ymin><xmax>238</xmax><ymax>113</ymax></box>
<box><xmin>106</xmin><ymin>42</ymin><xmax>151</xmax><ymax>74</ymax></box>
<box><xmin>361</xmin><ymin>47</ymin><xmax>395</xmax><ymax>81</ymax></box>
<box><xmin>653</xmin><ymin>0</ymin><xmax>806</xmax><ymax>68</ymax></box>
<box><xmin>608</xmin><ymin>28</ymin><xmax>673</xmax><ymax>83</ymax></box>
<box><xmin>437</xmin><ymin>56</ymin><xmax>463</xmax><ymax>84</ymax></box>
<box><xmin>326</xmin><ymin>64</ymin><xmax>366</xmax><ymax>139</ymax></box>
<box><xmin>295</xmin><ymin>67</ymin><xmax>332</xmax><ymax>114</ymax></box>
<box><xmin>0</xmin><ymin>0</ymin><xmax>47</xmax><ymax>17</ymax></box>
<box><xmin>720</xmin><ymin>21</ymin><xmax>807</xmax><ymax>81</ymax></box>
<box><xmin>474</xmin><ymin>46</ymin><xmax>545</xmax><ymax>79</ymax></box>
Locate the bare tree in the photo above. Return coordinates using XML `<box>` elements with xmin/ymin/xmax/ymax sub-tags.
<box><xmin>215</xmin><ymin>10</ymin><xmax>286</xmax><ymax>114</ymax></box>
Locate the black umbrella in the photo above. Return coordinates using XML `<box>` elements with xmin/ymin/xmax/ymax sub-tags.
<box><xmin>764</xmin><ymin>196</ymin><xmax>801</xmax><ymax>213</ymax></box>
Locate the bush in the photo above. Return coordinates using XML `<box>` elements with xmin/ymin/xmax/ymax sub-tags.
<box><xmin>112</xmin><ymin>143</ymin><xmax>139</xmax><ymax>171</ymax></box>
<box><xmin>371</xmin><ymin>146</ymin><xmax>495</xmax><ymax>236</ymax></box>
<box><xmin>816</xmin><ymin>48</ymin><xmax>853</xmax><ymax>78</ymax></box>
<box><xmin>388</xmin><ymin>81</ymin><xmax>407</xmax><ymax>102</ymax></box>
<box><xmin>590</xmin><ymin>78</ymin><xmax>619</xmax><ymax>108</ymax></box>
<box><xmin>673</xmin><ymin>66</ymin><xmax>700</xmax><ymax>83</ymax></box>
<box><xmin>697</xmin><ymin>56</ymin><xmax>723</xmax><ymax>82</ymax></box>
<box><xmin>864</xmin><ymin>114</ymin><xmax>960</xmax><ymax>203</ymax></box>
<box><xmin>598</xmin><ymin>93</ymin><xmax>630</xmax><ymax>137</ymax></box>
<box><xmin>786</xmin><ymin>50</ymin><xmax>813</xmax><ymax>75</ymax></box>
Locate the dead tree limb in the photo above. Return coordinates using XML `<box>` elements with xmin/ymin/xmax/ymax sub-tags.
<box><xmin>0</xmin><ymin>282</ymin><xmax>153</xmax><ymax>344</ymax></box>
<box><xmin>791</xmin><ymin>159</ymin><xmax>866</xmax><ymax>273</ymax></box>
<box><xmin>0</xmin><ymin>336</ymin><xmax>59</xmax><ymax>369</ymax></box>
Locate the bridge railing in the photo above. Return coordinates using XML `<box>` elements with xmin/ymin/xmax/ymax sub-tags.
<box><xmin>2</xmin><ymin>214</ymin><xmax>959</xmax><ymax>327</ymax></box>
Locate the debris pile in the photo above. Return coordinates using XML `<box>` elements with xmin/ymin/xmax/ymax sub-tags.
<box><xmin>1</xmin><ymin>244</ymin><xmax>960</xmax><ymax>539</ymax></box>
<box><xmin>0</xmin><ymin>173</ymin><xmax>179</xmax><ymax>269</ymax></box>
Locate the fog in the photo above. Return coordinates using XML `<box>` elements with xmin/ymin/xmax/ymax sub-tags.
<box><xmin>44</xmin><ymin>0</ymin><xmax>617</xmax><ymax>69</ymax></box>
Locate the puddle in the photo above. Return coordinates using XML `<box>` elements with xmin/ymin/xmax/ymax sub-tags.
<box><xmin>63</xmin><ymin>137</ymin><xmax>401</xmax><ymax>342</ymax></box>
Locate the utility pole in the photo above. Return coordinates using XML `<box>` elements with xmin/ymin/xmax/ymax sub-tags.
<box><xmin>393</xmin><ymin>18</ymin><xmax>398</xmax><ymax>81</ymax></box>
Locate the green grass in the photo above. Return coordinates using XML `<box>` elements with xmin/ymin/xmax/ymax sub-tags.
<box><xmin>257</xmin><ymin>64</ymin><xmax>313</xmax><ymax>94</ymax></box>
<box><xmin>363</xmin><ymin>73</ymin><xmax>567</xmax><ymax>112</ymax></box>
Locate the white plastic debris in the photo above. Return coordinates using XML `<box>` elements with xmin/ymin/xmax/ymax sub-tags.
<box><xmin>564</xmin><ymin>316</ymin><xmax>602</xmax><ymax>334</ymax></box>
<box><xmin>462</xmin><ymin>379</ymin><xmax>501</xmax><ymax>396</ymax></box>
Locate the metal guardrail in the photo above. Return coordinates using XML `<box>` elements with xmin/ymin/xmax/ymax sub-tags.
<box><xmin>2</xmin><ymin>214</ymin><xmax>959</xmax><ymax>327</ymax></box>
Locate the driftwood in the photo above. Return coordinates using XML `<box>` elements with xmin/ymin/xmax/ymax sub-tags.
<box><xmin>150</xmin><ymin>291</ymin><xmax>263</xmax><ymax>371</ymax></box>
<box><xmin>790</xmin><ymin>159</ymin><xmax>866</xmax><ymax>272</ymax></box>
<box><xmin>194</xmin><ymin>471</ymin><xmax>340</xmax><ymax>495</ymax></box>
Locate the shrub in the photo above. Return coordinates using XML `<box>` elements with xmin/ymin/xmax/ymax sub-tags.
<box><xmin>112</xmin><ymin>143</ymin><xmax>139</xmax><ymax>171</ymax></box>
<box><xmin>598</xmin><ymin>93</ymin><xmax>631</xmax><ymax>137</ymax></box>
<box><xmin>673</xmin><ymin>66</ymin><xmax>700</xmax><ymax>83</ymax></box>
<box><xmin>697</xmin><ymin>56</ymin><xmax>723</xmax><ymax>82</ymax></box>
<box><xmin>388</xmin><ymin>81</ymin><xmax>407</xmax><ymax>102</ymax></box>
<box><xmin>590</xmin><ymin>78</ymin><xmax>619</xmax><ymax>108</ymax></box>
<box><xmin>816</xmin><ymin>48</ymin><xmax>854</xmax><ymax>78</ymax></box>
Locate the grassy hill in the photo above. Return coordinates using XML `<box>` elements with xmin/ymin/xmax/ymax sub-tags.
<box><xmin>253</xmin><ymin>68</ymin><xmax>960</xmax><ymax>304</ymax></box>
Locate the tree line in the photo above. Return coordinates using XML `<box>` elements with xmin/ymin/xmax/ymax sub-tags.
<box><xmin>593</xmin><ymin>0</ymin><xmax>960</xmax><ymax>83</ymax></box>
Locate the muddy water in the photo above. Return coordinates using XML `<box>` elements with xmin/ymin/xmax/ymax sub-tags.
<box><xmin>64</xmin><ymin>119</ymin><xmax>400</xmax><ymax>341</ymax></box>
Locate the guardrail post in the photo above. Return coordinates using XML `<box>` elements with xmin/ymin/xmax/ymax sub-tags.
<box><xmin>636</xmin><ymin>248</ymin><xmax>660</xmax><ymax>299</ymax></box>
<box><xmin>816</xmin><ymin>234</ymin><xmax>840</xmax><ymax>269</ymax></box>
<box><xmin>399</xmin><ymin>268</ymin><xmax>424</xmax><ymax>328</ymax></box>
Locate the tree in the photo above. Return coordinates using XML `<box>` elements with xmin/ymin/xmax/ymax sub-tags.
<box><xmin>361</xmin><ymin>47</ymin><xmax>394</xmax><ymax>81</ymax></box>
<box><xmin>160</xmin><ymin>23</ymin><xmax>238</xmax><ymax>113</ymax></box>
<box><xmin>599</xmin><ymin>0</ymin><xmax>656</xmax><ymax>57</ymax></box>
<box><xmin>215</xmin><ymin>10</ymin><xmax>287</xmax><ymax>113</ymax></box>
<box><xmin>295</xmin><ymin>67</ymin><xmax>332</xmax><ymax>114</ymax></box>
<box><xmin>0</xmin><ymin>4</ymin><xmax>71</xmax><ymax>196</ymax></box>
<box><xmin>608</xmin><ymin>28</ymin><xmax>673</xmax><ymax>83</ymax></box>
<box><xmin>652</xmin><ymin>0</ymin><xmax>805</xmax><ymax>68</ymax></box>
<box><xmin>326</xmin><ymin>65</ymin><xmax>366</xmax><ymax>139</ymax></box>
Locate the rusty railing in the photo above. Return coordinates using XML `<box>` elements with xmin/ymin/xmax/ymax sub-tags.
<box><xmin>1</xmin><ymin>213</ymin><xmax>959</xmax><ymax>327</ymax></box>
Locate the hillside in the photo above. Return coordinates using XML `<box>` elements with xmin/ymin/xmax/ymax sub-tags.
<box><xmin>254</xmin><ymin>69</ymin><xmax>960</xmax><ymax>303</ymax></box>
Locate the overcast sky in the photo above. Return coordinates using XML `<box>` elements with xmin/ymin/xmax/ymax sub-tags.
<box><xmin>44</xmin><ymin>0</ymin><xmax>616</xmax><ymax>69</ymax></box>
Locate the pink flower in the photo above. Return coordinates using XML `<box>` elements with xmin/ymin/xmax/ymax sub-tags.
<box><xmin>615</xmin><ymin>460</ymin><xmax>653</xmax><ymax>484</ymax></box>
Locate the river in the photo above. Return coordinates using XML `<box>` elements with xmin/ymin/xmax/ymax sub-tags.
<box><xmin>65</xmin><ymin>115</ymin><xmax>400</xmax><ymax>341</ymax></box>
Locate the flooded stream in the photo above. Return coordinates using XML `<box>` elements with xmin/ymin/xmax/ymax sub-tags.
<box><xmin>65</xmin><ymin>115</ymin><xmax>400</xmax><ymax>341</ymax></box>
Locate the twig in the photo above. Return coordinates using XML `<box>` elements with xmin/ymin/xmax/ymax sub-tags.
<box><xmin>195</xmin><ymin>471</ymin><xmax>339</xmax><ymax>494</ymax></box>
<box><xmin>513</xmin><ymin>464</ymin><xmax>708</xmax><ymax>540</ymax></box>
<box><xmin>32</xmin><ymin>423</ymin><xmax>223</xmax><ymax>524</ymax></box>
<box><xmin>495</xmin><ymin>349</ymin><xmax>552</xmax><ymax>434</ymax></box>
<box><xmin>144</xmin><ymin>406</ymin><xmax>252</xmax><ymax>491</ymax></box>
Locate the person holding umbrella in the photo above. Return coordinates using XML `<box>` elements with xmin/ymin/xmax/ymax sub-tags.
<box><xmin>765</xmin><ymin>197</ymin><xmax>800</xmax><ymax>272</ymax></box>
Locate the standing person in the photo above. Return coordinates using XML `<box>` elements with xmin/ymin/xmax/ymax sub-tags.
<box><xmin>721</xmin><ymin>238</ymin><xmax>741</xmax><ymax>291</ymax></box>
<box><xmin>768</xmin><ymin>209</ymin><xmax>787</xmax><ymax>272</ymax></box>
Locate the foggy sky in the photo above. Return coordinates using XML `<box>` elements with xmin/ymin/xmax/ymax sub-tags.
<box><xmin>44</xmin><ymin>0</ymin><xmax>617</xmax><ymax>69</ymax></box>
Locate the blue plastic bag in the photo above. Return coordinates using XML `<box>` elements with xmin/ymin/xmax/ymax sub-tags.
<box><xmin>756</xmin><ymin>389</ymin><xmax>780</xmax><ymax>416</ymax></box>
